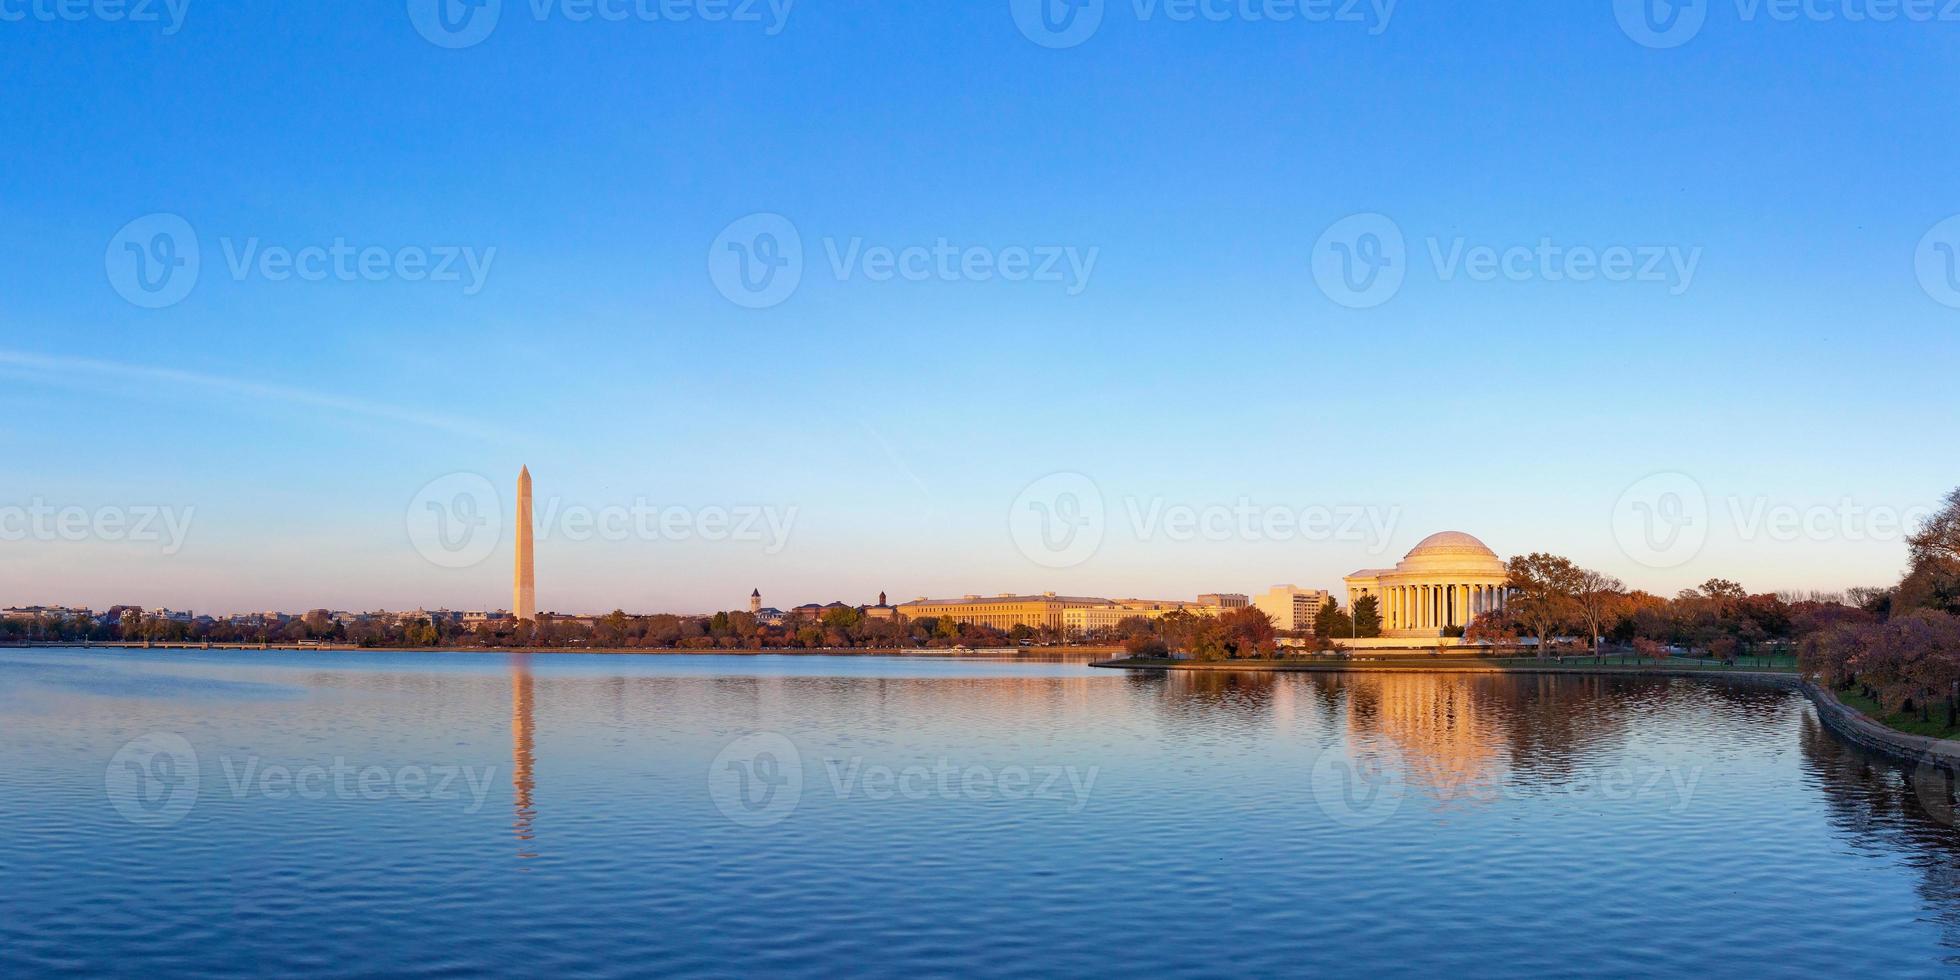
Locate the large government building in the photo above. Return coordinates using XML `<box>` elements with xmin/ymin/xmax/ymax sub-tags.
<box><xmin>1344</xmin><ymin>531</ymin><xmax>1509</xmax><ymax>641</ymax></box>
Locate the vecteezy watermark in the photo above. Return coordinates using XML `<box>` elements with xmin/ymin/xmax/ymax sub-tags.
<box><xmin>1613</xmin><ymin>470</ymin><xmax>1932</xmax><ymax>568</ymax></box>
<box><xmin>105</xmin><ymin>213</ymin><xmax>200</xmax><ymax>308</ymax></box>
<box><xmin>1428</xmin><ymin>763</ymin><xmax>1707</xmax><ymax>812</ymax></box>
<box><xmin>1312</xmin><ymin>212</ymin><xmax>1704</xmax><ymax>308</ymax></box>
<box><xmin>0</xmin><ymin>499</ymin><xmax>195</xmax><ymax>555</ymax></box>
<box><xmin>1916</xmin><ymin>213</ymin><xmax>1960</xmax><ymax>309</ymax></box>
<box><xmin>105</xmin><ymin>213</ymin><xmax>496</xmax><ymax>308</ymax></box>
<box><xmin>1308</xmin><ymin>738</ymin><xmax>1406</xmax><ymax>827</ymax></box>
<box><xmin>106</xmin><ymin>733</ymin><xmax>499</xmax><ymax>826</ymax></box>
<box><xmin>1612</xmin><ymin>472</ymin><xmax>1710</xmax><ymax>569</ymax></box>
<box><xmin>1615</xmin><ymin>0</ymin><xmax>1960</xmax><ymax>49</ymax></box>
<box><xmin>408</xmin><ymin>0</ymin><xmax>795</xmax><ymax>49</ymax></box>
<box><xmin>406</xmin><ymin>472</ymin><xmax>799</xmax><ymax>568</ymax></box>
<box><xmin>708</xmin><ymin>732</ymin><xmax>1098</xmax><ymax>828</ymax></box>
<box><xmin>1010</xmin><ymin>471</ymin><xmax>1107</xmax><ymax>569</ymax></box>
<box><xmin>407</xmin><ymin>472</ymin><xmax>505</xmax><ymax>569</ymax></box>
<box><xmin>1008</xmin><ymin>473</ymin><xmax>1398</xmax><ymax>568</ymax></box>
<box><xmin>0</xmin><ymin>0</ymin><xmax>190</xmax><ymax>33</ymax></box>
<box><xmin>1123</xmin><ymin>498</ymin><xmax>1400</xmax><ymax>550</ymax></box>
<box><xmin>106</xmin><ymin>732</ymin><xmax>200</xmax><ymax>827</ymax></box>
<box><xmin>1725</xmin><ymin>496</ymin><xmax>1932</xmax><ymax>544</ymax></box>
<box><xmin>708</xmin><ymin>732</ymin><xmax>803</xmax><ymax>826</ymax></box>
<box><xmin>1010</xmin><ymin>0</ymin><xmax>1396</xmax><ymax>49</ymax></box>
<box><xmin>707</xmin><ymin>212</ymin><xmax>1099</xmax><ymax>308</ymax></box>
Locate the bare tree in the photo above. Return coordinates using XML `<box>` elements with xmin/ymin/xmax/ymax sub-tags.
<box><xmin>1573</xmin><ymin>569</ymin><xmax>1626</xmax><ymax>652</ymax></box>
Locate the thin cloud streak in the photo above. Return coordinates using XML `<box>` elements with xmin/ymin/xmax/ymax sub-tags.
<box><xmin>0</xmin><ymin>349</ymin><xmax>505</xmax><ymax>441</ymax></box>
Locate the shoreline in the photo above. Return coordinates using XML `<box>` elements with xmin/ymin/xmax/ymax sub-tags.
<box><xmin>1</xmin><ymin>641</ymin><xmax>1121</xmax><ymax>657</ymax></box>
<box><xmin>1093</xmin><ymin>656</ymin><xmax>1960</xmax><ymax>771</ymax></box>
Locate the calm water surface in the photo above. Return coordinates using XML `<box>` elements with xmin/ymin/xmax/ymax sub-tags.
<box><xmin>5</xmin><ymin>648</ymin><xmax>1960</xmax><ymax>978</ymax></box>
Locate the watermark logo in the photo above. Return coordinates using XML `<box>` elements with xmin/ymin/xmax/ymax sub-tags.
<box><xmin>106</xmin><ymin>214</ymin><xmax>495</xmax><ymax>303</ymax></box>
<box><xmin>1612</xmin><ymin>471</ymin><xmax>1709</xmax><ymax>569</ymax></box>
<box><xmin>0</xmin><ymin>0</ymin><xmax>190</xmax><ymax>33</ymax></box>
<box><xmin>0</xmin><ymin>500</ymin><xmax>196</xmax><ymax>555</ymax></box>
<box><xmin>823</xmin><ymin>757</ymin><xmax>1097</xmax><ymax>811</ymax></box>
<box><xmin>407</xmin><ymin>472</ymin><xmax>503</xmax><ymax>569</ymax></box>
<box><xmin>409</xmin><ymin>0</ymin><xmax>794</xmax><ymax>48</ymax></box>
<box><xmin>1010</xmin><ymin>471</ymin><xmax>1106</xmax><ymax>568</ymax></box>
<box><xmin>1122</xmin><ymin>498</ymin><xmax>1400</xmax><ymax>551</ymax></box>
<box><xmin>709</xmin><ymin>212</ymin><xmax>1098</xmax><ymax>308</ymax></box>
<box><xmin>1011</xmin><ymin>0</ymin><xmax>1394</xmax><ymax>47</ymax></box>
<box><xmin>1617</xmin><ymin>0</ymin><xmax>1960</xmax><ymax>49</ymax></box>
<box><xmin>1614</xmin><ymin>0</ymin><xmax>1708</xmax><ymax>48</ymax></box>
<box><xmin>105</xmin><ymin>213</ymin><xmax>200</xmax><ymax>309</ymax></box>
<box><xmin>106</xmin><ymin>732</ymin><xmax>200</xmax><ymax>827</ymax></box>
<box><xmin>709</xmin><ymin>732</ymin><xmax>803</xmax><ymax>827</ymax></box>
<box><xmin>1313</xmin><ymin>212</ymin><xmax>1704</xmax><ymax>307</ymax></box>
<box><xmin>217</xmin><ymin>238</ymin><xmax>496</xmax><ymax>295</ymax></box>
<box><xmin>408</xmin><ymin>0</ymin><xmax>504</xmax><ymax>48</ymax></box>
<box><xmin>709</xmin><ymin>212</ymin><xmax>804</xmax><ymax>309</ymax></box>
<box><xmin>1308</xmin><ymin>739</ymin><xmax>1406</xmax><ymax>827</ymax></box>
<box><xmin>1011</xmin><ymin>0</ymin><xmax>1105</xmax><ymax>48</ymax></box>
<box><xmin>1915</xmin><ymin>213</ymin><xmax>1960</xmax><ymax>309</ymax></box>
<box><xmin>1312</xmin><ymin>212</ymin><xmax>1405</xmax><ymax>309</ymax></box>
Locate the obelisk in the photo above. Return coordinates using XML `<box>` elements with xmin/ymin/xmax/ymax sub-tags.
<box><xmin>513</xmin><ymin>466</ymin><xmax>535</xmax><ymax>622</ymax></box>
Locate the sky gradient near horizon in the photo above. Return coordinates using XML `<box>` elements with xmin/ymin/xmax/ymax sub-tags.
<box><xmin>3</xmin><ymin>2</ymin><xmax>1958</xmax><ymax>614</ymax></box>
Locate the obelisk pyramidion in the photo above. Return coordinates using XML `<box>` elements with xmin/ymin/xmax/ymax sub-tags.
<box><xmin>514</xmin><ymin>465</ymin><xmax>535</xmax><ymax>622</ymax></box>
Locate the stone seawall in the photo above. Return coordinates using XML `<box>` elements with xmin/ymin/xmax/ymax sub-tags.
<box><xmin>1800</xmin><ymin>680</ymin><xmax>1960</xmax><ymax>772</ymax></box>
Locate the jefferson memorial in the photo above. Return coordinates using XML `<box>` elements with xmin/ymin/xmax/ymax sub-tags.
<box><xmin>1344</xmin><ymin>531</ymin><xmax>1509</xmax><ymax>646</ymax></box>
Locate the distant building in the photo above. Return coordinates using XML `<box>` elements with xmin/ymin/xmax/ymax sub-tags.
<box><xmin>750</xmin><ymin>588</ymin><xmax>762</xmax><ymax>614</ymax></box>
<box><xmin>898</xmin><ymin>593</ymin><xmax>1113</xmax><ymax>632</ymax></box>
<box><xmin>1114</xmin><ymin>598</ymin><xmax>1222</xmax><ymax>619</ymax></box>
<box><xmin>1062</xmin><ymin>605</ymin><xmax>1130</xmax><ymax>638</ymax></box>
<box><xmin>1197</xmin><ymin>593</ymin><xmax>1250</xmax><ymax>610</ymax></box>
<box><xmin>861</xmin><ymin>592</ymin><xmax>898</xmax><ymax>620</ymax></box>
<box><xmin>2</xmin><ymin>605</ymin><xmax>91</xmax><ymax>620</ymax></box>
<box><xmin>1254</xmin><ymin>585</ymin><xmax>1333</xmax><ymax>633</ymax></box>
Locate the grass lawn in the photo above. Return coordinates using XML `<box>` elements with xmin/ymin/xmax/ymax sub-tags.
<box><xmin>1834</xmin><ymin>687</ymin><xmax>1960</xmax><ymax>739</ymax></box>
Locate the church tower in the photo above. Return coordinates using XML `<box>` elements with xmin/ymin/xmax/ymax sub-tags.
<box><xmin>750</xmin><ymin>588</ymin><xmax>762</xmax><ymax>614</ymax></box>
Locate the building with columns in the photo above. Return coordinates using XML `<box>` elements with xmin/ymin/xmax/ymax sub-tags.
<box><xmin>1344</xmin><ymin>531</ymin><xmax>1509</xmax><ymax>639</ymax></box>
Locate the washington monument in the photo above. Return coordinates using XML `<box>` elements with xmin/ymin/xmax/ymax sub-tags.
<box><xmin>514</xmin><ymin>465</ymin><xmax>535</xmax><ymax>622</ymax></box>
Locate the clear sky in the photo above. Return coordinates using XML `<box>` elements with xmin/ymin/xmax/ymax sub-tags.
<box><xmin>2</xmin><ymin>1</ymin><xmax>1957</xmax><ymax>614</ymax></box>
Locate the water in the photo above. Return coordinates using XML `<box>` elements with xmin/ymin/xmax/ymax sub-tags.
<box><xmin>5</xmin><ymin>648</ymin><xmax>1960</xmax><ymax>978</ymax></box>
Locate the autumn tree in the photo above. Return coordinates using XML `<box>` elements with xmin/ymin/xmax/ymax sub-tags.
<box><xmin>1505</xmin><ymin>553</ymin><xmax>1582</xmax><ymax>656</ymax></box>
<box><xmin>1899</xmin><ymin>489</ymin><xmax>1960</xmax><ymax>615</ymax></box>
<box><xmin>1571</xmin><ymin>569</ymin><xmax>1626</xmax><ymax>651</ymax></box>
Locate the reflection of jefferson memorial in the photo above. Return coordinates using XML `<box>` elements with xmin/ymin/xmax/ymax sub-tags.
<box><xmin>1345</xmin><ymin>532</ymin><xmax>1508</xmax><ymax>641</ymax></box>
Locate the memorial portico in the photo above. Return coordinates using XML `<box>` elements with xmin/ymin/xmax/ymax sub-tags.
<box><xmin>1344</xmin><ymin>532</ymin><xmax>1509</xmax><ymax>638</ymax></box>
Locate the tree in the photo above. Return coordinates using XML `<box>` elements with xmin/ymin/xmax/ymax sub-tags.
<box><xmin>1314</xmin><ymin>598</ymin><xmax>1352</xmax><ymax>640</ymax></box>
<box><xmin>1218</xmin><ymin>607</ymin><xmax>1277</xmax><ymax>658</ymax></box>
<box><xmin>1900</xmin><ymin>489</ymin><xmax>1960</xmax><ymax>615</ymax></box>
<box><xmin>1352</xmin><ymin>595</ymin><xmax>1382</xmax><ymax>638</ymax></box>
<box><xmin>1571</xmin><ymin>569</ymin><xmax>1626</xmax><ymax>652</ymax></box>
<box><xmin>1506</xmin><ymin>553</ymin><xmax>1582</xmax><ymax>657</ymax></box>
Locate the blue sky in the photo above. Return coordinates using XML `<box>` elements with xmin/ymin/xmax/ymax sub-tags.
<box><xmin>2</xmin><ymin>1</ymin><xmax>1956</xmax><ymax>614</ymax></box>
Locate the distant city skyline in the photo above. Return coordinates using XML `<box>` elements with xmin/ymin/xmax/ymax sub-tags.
<box><xmin>3</xmin><ymin>5</ymin><xmax>1955</xmax><ymax>610</ymax></box>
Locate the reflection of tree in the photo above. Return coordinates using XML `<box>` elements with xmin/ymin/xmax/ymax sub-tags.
<box><xmin>1799</xmin><ymin>712</ymin><xmax>1960</xmax><ymax>948</ymax></box>
<box><xmin>1147</xmin><ymin>671</ymin><xmax>1278</xmax><ymax>733</ymax></box>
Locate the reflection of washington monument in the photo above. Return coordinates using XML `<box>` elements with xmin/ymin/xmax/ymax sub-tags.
<box><xmin>511</xmin><ymin>654</ymin><xmax>537</xmax><ymax>858</ymax></box>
